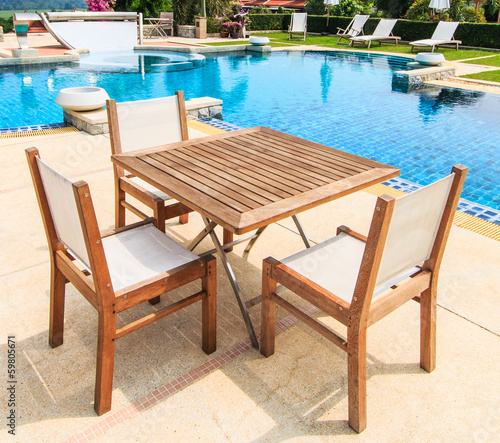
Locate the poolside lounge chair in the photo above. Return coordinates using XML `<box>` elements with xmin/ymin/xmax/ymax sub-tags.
<box><xmin>26</xmin><ymin>147</ymin><xmax>216</xmax><ymax>416</ymax></box>
<box><xmin>288</xmin><ymin>12</ymin><xmax>307</xmax><ymax>41</ymax></box>
<box><xmin>260</xmin><ymin>165</ymin><xmax>467</xmax><ymax>433</ymax></box>
<box><xmin>107</xmin><ymin>92</ymin><xmax>193</xmax><ymax>233</ymax></box>
<box><xmin>336</xmin><ymin>14</ymin><xmax>369</xmax><ymax>44</ymax></box>
<box><xmin>410</xmin><ymin>21</ymin><xmax>461</xmax><ymax>52</ymax></box>
<box><xmin>349</xmin><ymin>18</ymin><xmax>400</xmax><ymax>48</ymax></box>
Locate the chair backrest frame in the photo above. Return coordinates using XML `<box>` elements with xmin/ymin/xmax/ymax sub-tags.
<box><xmin>107</xmin><ymin>91</ymin><xmax>188</xmax><ymax>179</ymax></box>
<box><xmin>160</xmin><ymin>11</ymin><xmax>173</xmax><ymax>21</ymax></box>
<box><xmin>349</xmin><ymin>165</ymin><xmax>467</xmax><ymax>324</ymax></box>
<box><xmin>349</xmin><ymin>14</ymin><xmax>369</xmax><ymax>36</ymax></box>
<box><xmin>26</xmin><ymin>148</ymin><xmax>115</xmax><ymax>307</ymax></box>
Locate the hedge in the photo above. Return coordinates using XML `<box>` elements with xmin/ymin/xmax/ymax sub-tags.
<box><xmin>246</xmin><ymin>14</ymin><xmax>500</xmax><ymax>49</ymax></box>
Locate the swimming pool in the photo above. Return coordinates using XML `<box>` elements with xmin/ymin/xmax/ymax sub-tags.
<box><xmin>1</xmin><ymin>50</ymin><xmax>499</xmax><ymax>212</ymax></box>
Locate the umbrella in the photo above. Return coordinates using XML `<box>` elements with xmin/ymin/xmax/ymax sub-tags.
<box><xmin>429</xmin><ymin>0</ymin><xmax>450</xmax><ymax>11</ymax></box>
<box><xmin>324</xmin><ymin>0</ymin><xmax>340</xmax><ymax>27</ymax></box>
<box><xmin>429</xmin><ymin>0</ymin><xmax>449</xmax><ymax>20</ymax></box>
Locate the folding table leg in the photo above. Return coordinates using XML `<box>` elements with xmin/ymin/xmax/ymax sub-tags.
<box><xmin>243</xmin><ymin>226</ymin><xmax>267</xmax><ymax>254</ymax></box>
<box><xmin>188</xmin><ymin>220</ymin><xmax>217</xmax><ymax>251</ymax></box>
<box><xmin>201</xmin><ymin>216</ymin><xmax>259</xmax><ymax>349</ymax></box>
<box><xmin>292</xmin><ymin>215</ymin><xmax>312</xmax><ymax>248</ymax></box>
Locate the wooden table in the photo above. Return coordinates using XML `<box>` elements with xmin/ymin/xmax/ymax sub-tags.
<box><xmin>112</xmin><ymin>126</ymin><xmax>400</xmax><ymax>347</ymax></box>
<box><xmin>144</xmin><ymin>18</ymin><xmax>172</xmax><ymax>38</ymax></box>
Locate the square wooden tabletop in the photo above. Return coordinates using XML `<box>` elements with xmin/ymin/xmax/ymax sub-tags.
<box><xmin>111</xmin><ymin>126</ymin><xmax>400</xmax><ymax>235</ymax></box>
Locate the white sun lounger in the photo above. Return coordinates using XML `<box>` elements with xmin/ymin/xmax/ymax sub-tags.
<box><xmin>349</xmin><ymin>19</ymin><xmax>400</xmax><ymax>49</ymax></box>
<box><xmin>410</xmin><ymin>21</ymin><xmax>461</xmax><ymax>52</ymax></box>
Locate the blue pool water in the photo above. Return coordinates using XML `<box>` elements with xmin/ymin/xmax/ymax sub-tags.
<box><xmin>1</xmin><ymin>50</ymin><xmax>499</xmax><ymax>211</ymax></box>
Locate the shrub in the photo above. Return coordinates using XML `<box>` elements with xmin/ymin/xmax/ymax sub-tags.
<box><xmin>248</xmin><ymin>13</ymin><xmax>289</xmax><ymax>31</ymax></box>
<box><xmin>462</xmin><ymin>6</ymin><xmax>487</xmax><ymax>22</ymax></box>
<box><xmin>251</xmin><ymin>5</ymin><xmax>272</xmax><ymax>13</ymax></box>
<box><xmin>405</xmin><ymin>0</ymin><xmax>432</xmax><ymax>21</ymax></box>
<box><xmin>0</xmin><ymin>17</ymin><xmax>13</xmax><ymax>34</ymax></box>
<box><xmin>375</xmin><ymin>0</ymin><xmax>414</xmax><ymax>18</ymax></box>
<box><xmin>330</xmin><ymin>0</ymin><xmax>370</xmax><ymax>17</ymax></box>
<box><xmin>482</xmin><ymin>0</ymin><xmax>499</xmax><ymax>22</ymax></box>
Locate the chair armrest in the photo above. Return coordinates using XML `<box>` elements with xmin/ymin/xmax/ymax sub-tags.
<box><xmin>336</xmin><ymin>225</ymin><xmax>367</xmax><ymax>243</ymax></box>
<box><xmin>101</xmin><ymin>217</ymin><xmax>157</xmax><ymax>238</ymax></box>
<box><xmin>337</xmin><ymin>27</ymin><xmax>346</xmax><ymax>33</ymax></box>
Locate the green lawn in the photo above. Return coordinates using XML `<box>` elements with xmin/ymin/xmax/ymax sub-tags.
<box><xmin>462</xmin><ymin>70</ymin><xmax>500</xmax><ymax>82</ymax></box>
<box><xmin>462</xmin><ymin>54</ymin><xmax>500</xmax><ymax>67</ymax></box>
<box><xmin>206</xmin><ymin>32</ymin><xmax>498</xmax><ymax>62</ymax></box>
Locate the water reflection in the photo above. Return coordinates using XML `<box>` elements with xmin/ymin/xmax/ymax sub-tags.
<box><xmin>416</xmin><ymin>87</ymin><xmax>484</xmax><ymax>123</ymax></box>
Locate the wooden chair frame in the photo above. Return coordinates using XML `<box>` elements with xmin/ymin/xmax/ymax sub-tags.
<box><xmin>260</xmin><ymin>165</ymin><xmax>467</xmax><ymax>433</ymax></box>
<box><xmin>107</xmin><ymin>91</ymin><xmax>193</xmax><ymax>232</ymax></box>
<box><xmin>27</xmin><ymin>147</ymin><xmax>216</xmax><ymax>416</ymax></box>
<box><xmin>336</xmin><ymin>14</ymin><xmax>369</xmax><ymax>44</ymax></box>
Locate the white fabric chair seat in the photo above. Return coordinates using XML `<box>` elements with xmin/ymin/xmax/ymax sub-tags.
<box><xmin>281</xmin><ymin>233</ymin><xmax>420</xmax><ymax>303</ymax></box>
<box><xmin>128</xmin><ymin>176</ymin><xmax>173</xmax><ymax>201</ymax></box>
<box><xmin>102</xmin><ymin>224</ymin><xmax>199</xmax><ymax>291</ymax></box>
<box><xmin>411</xmin><ymin>39</ymin><xmax>449</xmax><ymax>47</ymax></box>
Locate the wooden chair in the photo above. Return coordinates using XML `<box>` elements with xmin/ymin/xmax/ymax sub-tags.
<box><xmin>260</xmin><ymin>165</ymin><xmax>467</xmax><ymax>433</ymax></box>
<box><xmin>107</xmin><ymin>92</ymin><xmax>193</xmax><ymax>232</ymax></box>
<box><xmin>26</xmin><ymin>147</ymin><xmax>216</xmax><ymax>416</ymax></box>
<box><xmin>160</xmin><ymin>11</ymin><xmax>174</xmax><ymax>36</ymax></box>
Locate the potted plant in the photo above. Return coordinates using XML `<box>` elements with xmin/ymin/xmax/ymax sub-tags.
<box><xmin>227</xmin><ymin>20</ymin><xmax>242</xmax><ymax>38</ymax></box>
<box><xmin>215</xmin><ymin>15</ymin><xmax>229</xmax><ymax>37</ymax></box>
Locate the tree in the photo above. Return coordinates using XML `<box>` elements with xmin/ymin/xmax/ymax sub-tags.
<box><xmin>376</xmin><ymin>0</ymin><xmax>414</xmax><ymax>17</ymax></box>
<box><xmin>304</xmin><ymin>0</ymin><xmax>327</xmax><ymax>15</ymax></box>
<box><xmin>114</xmin><ymin>0</ymin><xmax>172</xmax><ymax>17</ymax></box>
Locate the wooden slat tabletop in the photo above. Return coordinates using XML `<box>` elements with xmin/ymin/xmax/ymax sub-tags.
<box><xmin>112</xmin><ymin>126</ymin><xmax>400</xmax><ymax>234</ymax></box>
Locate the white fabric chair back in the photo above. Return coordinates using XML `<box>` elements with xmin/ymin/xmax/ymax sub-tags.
<box><xmin>35</xmin><ymin>156</ymin><xmax>90</xmax><ymax>268</ymax></box>
<box><xmin>115</xmin><ymin>96</ymin><xmax>183</xmax><ymax>152</ymax></box>
<box><xmin>349</xmin><ymin>15</ymin><xmax>369</xmax><ymax>36</ymax></box>
<box><xmin>373</xmin><ymin>19</ymin><xmax>397</xmax><ymax>37</ymax></box>
<box><xmin>432</xmin><ymin>21</ymin><xmax>458</xmax><ymax>40</ymax></box>
<box><xmin>290</xmin><ymin>13</ymin><xmax>307</xmax><ymax>32</ymax></box>
<box><xmin>375</xmin><ymin>174</ymin><xmax>454</xmax><ymax>291</ymax></box>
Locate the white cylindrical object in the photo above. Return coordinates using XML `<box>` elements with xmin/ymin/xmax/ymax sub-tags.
<box><xmin>55</xmin><ymin>87</ymin><xmax>110</xmax><ymax>111</ymax></box>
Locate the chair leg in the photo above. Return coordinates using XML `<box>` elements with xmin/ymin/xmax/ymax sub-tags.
<box><xmin>94</xmin><ymin>310</ymin><xmax>116</xmax><ymax>416</ymax></box>
<box><xmin>420</xmin><ymin>287</ymin><xmax>437</xmax><ymax>372</ymax></box>
<box><xmin>49</xmin><ymin>262</ymin><xmax>66</xmax><ymax>348</ymax></box>
<box><xmin>179</xmin><ymin>213</ymin><xmax>189</xmax><ymax>225</ymax></box>
<box><xmin>153</xmin><ymin>202</ymin><xmax>166</xmax><ymax>233</ymax></box>
<box><xmin>347</xmin><ymin>328</ymin><xmax>367</xmax><ymax>433</ymax></box>
<box><xmin>115</xmin><ymin>186</ymin><xmax>126</xmax><ymax>229</ymax></box>
<box><xmin>148</xmin><ymin>205</ymin><xmax>164</xmax><ymax>307</ymax></box>
<box><xmin>260</xmin><ymin>260</ymin><xmax>277</xmax><ymax>357</ymax></box>
<box><xmin>201</xmin><ymin>257</ymin><xmax>217</xmax><ymax>354</ymax></box>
